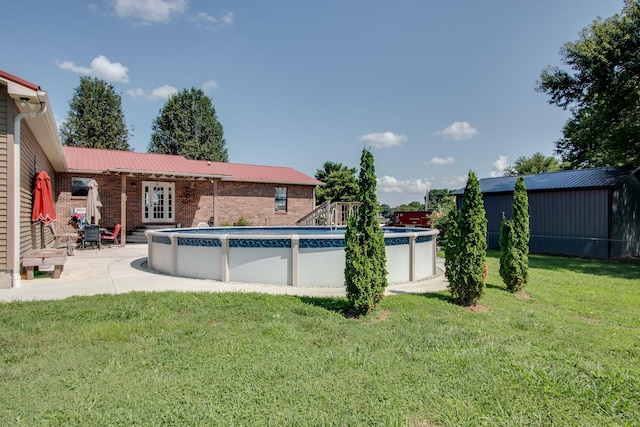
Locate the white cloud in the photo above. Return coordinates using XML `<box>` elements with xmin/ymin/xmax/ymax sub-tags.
<box><xmin>428</xmin><ymin>156</ymin><xmax>455</xmax><ymax>165</ymax></box>
<box><xmin>202</xmin><ymin>80</ymin><xmax>218</xmax><ymax>94</ymax></box>
<box><xmin>442</xmin><ymin>175</ymin><xmax>468</xmax><ymax>189</ymax></box>
<box><xmin>150</xmin><ymin>84</ymin><xmax>178</xmax><ymax>100</ymax></box>
<box><xmin>435</xmin><ymin>121</ymin><xmax>478</xmax><ymax>140</ymax></box>
<box><xmin>490</xmin><ymin>155</ymin><xmax>509</xmax><ymax>177</ymax></box>
<box><xmin>57</xmin><ymin>55</ymin><xmax>130</xmax><ymax>83</ymax></box>
<box><xmin>55</xmin><ymin>114</ymin><xmax>66</xmax><ymax>132</ymax></box>
<box><xmin>126</xmin><ymin>84</ymin><xmax>178</xmax><ymax>100</ymax></box>
<box><xmin>127</xmin><ymin>88</ymin><xmax>145</xmax><ymax>98</ymax></box>
<box><xmin>377</xmin><ymin>175</ymin><xmax>431</xmax><ymax>194</ymax></box>
<box><xmin>113</xmin><ymin>0</ymin><xmax>187</xmax><ymax>24</ymax></box>
<box><xmin>191</xmin><ymin>11</ymin><xmax>234</xmax><ymax>30</ymax></box>
<box><xmin>359</xmin><ymin>131</ymin><xmax>407</xmax><ymax>149</ymax></box>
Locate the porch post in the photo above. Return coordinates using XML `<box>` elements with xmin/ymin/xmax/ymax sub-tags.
<box><xmin>120</xmin><ymin>173</ymin><xmax>127</xmax><ymax>246</ymax></box>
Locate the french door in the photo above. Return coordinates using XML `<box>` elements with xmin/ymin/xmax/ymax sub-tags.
<box><xmin>142</xmin><ymin>181</ymin><xmax>174</xmax><ymax>223</ymax></box>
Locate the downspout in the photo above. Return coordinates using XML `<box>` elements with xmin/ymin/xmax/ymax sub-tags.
<box><xmin>12</xmin><ymin>102</ymin><xmax>47</xmax><ymax>288</ymax></box>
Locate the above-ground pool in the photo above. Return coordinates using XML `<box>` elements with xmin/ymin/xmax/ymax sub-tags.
<box><xmin>146</xmin><ymin>226</ymin><xmax>439</xmax><ymax>288</ymax></box>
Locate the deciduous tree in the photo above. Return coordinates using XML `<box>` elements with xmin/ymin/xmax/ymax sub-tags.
<box><xmin>503</xmin><ymin>152</ymin><xmax>567</xmax><ymax>176</ymax></box>
<box><xmin>60</xmin><ymin>76</ymin><xmax>131</xmax><ymax>150</ymax></box>
<box><xmin>314</xmin><ymin>161</ymin><xmax>358</xmax><ymax>204</ymax></box>
<box><xmin>148</xmin><ymin>88</ymin><xmax>228</xmax><ymax>161</ymax></box>
<box><xmin>537</xmin><ymin>0</ymin><xmax>640</xmax><ymax>167</ymax></box>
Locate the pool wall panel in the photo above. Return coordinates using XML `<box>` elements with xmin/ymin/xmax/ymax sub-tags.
<box><xmin>228</xmin><ymin>247</ymin><xmax>291</xmax><ymax>285</ymax></box>
<box><xmin>386</xmin><ymin>244</ymin><xmax>410</xmax><ymax>283</ymax></box>
<box><xmin>414</xmin><ymin>240</ymin><xmax>435</xmax><ymax>279</ymax></box>
<box><xmin>298</xmin><ymin>247</ymin><xmax>345</xmax><ymax>287</ymax></box>
<box><xmin>149</xmin><ymin>242</ymin><xmax>173</xmax><ymax>275</ymax></box>
<box><xmin>176</xmin><ymin>246</ymin><xmax>222</xmax><ymax>280</ymax></box>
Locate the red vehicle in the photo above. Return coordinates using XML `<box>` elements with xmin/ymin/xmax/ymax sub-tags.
<box><xmin>391</xmin><ymin>210</ymin><xmax>433</xmax><ymax>228</ymax></box>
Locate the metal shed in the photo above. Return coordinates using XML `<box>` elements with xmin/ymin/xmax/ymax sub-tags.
<box><xmin>453</xmin><ymin>166</ymin><xmax>640</xmax><ymax>258</ymax></box>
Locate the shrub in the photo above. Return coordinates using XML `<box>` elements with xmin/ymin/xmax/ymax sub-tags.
<box><xmin>345</xmin><ymin>148</ymin><xmax>388</xmax><ymax>315</ymax></box>
<box><xmin>444</xmin><ymin>171</ymin><xmax>487</xmax><ymax>306</ymax></box>
<box><xmin>429</xmin><ymin>210</ymin><xmax>449</xmax><ymax>246</ymax></box>
<box><xmin>234</xmin><ymin>216</ymin><xmax>250</xmax><ymax>227</ymax></box>
<box><xmin>443</xmin><ymin>208</ymin><xmax>462</xmax><ymax>288</ymax></box>
<box><xmin>499</xmin><ymin>176</ymin><xmax>529</xmax><ymax>292</ymax></box>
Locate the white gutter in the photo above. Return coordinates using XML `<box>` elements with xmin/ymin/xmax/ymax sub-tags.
<box><xmin>12</xmin><ymin>102</ymin><xmax>47</xmax><ymax>288</ymax></box>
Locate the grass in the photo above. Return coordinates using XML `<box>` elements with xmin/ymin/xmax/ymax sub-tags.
<box><xmin>1</xmin><ymin>252</ymin><xmax>639</xmax><ymax>426</ymax></box>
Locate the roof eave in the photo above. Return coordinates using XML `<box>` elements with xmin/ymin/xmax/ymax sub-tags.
<box><xmin>107</xmin><ymin>168</ymin><xmax>231</xmax><ymax>179</ymax></box>
<box><xmin>2</xmin><ymin>78</ymin><xmax>67</xmax><ymax>172</ymax></box>
<box><xmin>220</xmin><ymin>177</ymin><xmax>322</xmax><ymax>186</ymax></box>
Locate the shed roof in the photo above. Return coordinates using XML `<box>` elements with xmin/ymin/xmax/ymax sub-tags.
<box><xmin>452</xmin><ymin>166</ymin><xmax>637</xmax><ymax>195</ymax></box>
<box><xmin>63</xmin><ymin>146</ymin><xmax>323</xmax><ymax>186</ymax></box>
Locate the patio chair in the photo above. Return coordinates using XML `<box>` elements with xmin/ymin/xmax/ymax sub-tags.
<box><xmin>82</xmin><ymin>225</ymin><xmax>101</xmax><ymax>250</ymax></box>
<box><xmin>101</xmin><ymin>224</ymin><xmax>121</xmax><ymax>247</ymax></box>
<box><xmin>49</xmin><ymin>222</ymin><xmax>80</xmax><ymax>256</ymax></box>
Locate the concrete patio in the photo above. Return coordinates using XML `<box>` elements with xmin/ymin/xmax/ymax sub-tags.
<box><xmin>0</xmin><ymin>244</ymin><xmax>449</xmax><ymax>302</ymax></box>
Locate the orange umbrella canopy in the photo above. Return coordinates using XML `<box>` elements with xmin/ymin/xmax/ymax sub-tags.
<box><xmin>32</xmin><ymin>171</ymin><xmax>56</xmax><ymax>224</ymax></box>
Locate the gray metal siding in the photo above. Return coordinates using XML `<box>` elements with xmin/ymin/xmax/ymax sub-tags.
<box><xmin>482</xmin><ymin>194</ymin><xmax>513</xmax><ymax>248</ymax></box>
<box><xmin>527</xmin><ymin>189</ymin><xmax>609</xmax><ymax>258</ymax></box>
<box><xmin>610</xmin><ymin>175</ymin><xmax>640</xmax><ymax>258</ymax></box>
<box><xmin>481</xmin><ymin>189</ymin><xmax>610</xmax><ymax>258</ymax></box>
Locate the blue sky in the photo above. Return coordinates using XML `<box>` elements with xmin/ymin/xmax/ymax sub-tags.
<box><xmin>1</xmin><ymin>0</ymin><xmax>625</xmax><ymax>206</ymax></box>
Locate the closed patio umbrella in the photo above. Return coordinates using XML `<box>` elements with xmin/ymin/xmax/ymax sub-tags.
<box><xmin>86</xmin><ymin>179</ymin><xmax>102</xmax><ymax>225</ymax></box>
<box><xmin>32</xmin><ymin>171</ymin><xmax>56</xmax><ymax>248</ymax></box>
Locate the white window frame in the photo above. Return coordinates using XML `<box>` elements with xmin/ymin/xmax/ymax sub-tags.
<box><xmin>142</xmin><ymin>181</ymin><xmax>175</xmax><ymax>223</ymax></box>
<box><xmin>275</xmin><ymin>186</ymin><xmax>287</xmax><ymax>212</ymax></box>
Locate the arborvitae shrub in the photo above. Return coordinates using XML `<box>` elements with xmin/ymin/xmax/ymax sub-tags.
<box><xmin>445</xmin><ymin>171</ymin><xmax>487</xmax><ymax>306</ymax></box>
<box><xmin>344</xmin><ymin>148</ymin><xmax>388</xmax><ymax>315</ymax></box>
<box><xmin>499</xmin><ymin>176</ymin><xmax>529</xmax><ymax>292</ymax></box>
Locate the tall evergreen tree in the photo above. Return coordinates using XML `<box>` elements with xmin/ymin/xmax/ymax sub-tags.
<box><xmin>60</xmin><ymin>76</ymin><xmax>131</xmax><ymax>150</ymax></box>
<box><xmin>148</xmin><ymin>88</ymin><xmax>228</xmax><ymax>161</ymax></box>
<box><xmin>445</xmin><ymin>171</ymin><xmax>487</xmax><ymax>306</ymax></box>
<box><xmin>344</xmin><ymin>148</ymin><xmax>387</xmax><ymax>315</ymax></box>
<box><xmin>499</xmin><ymin>177</ymin><xmax>530</xmax><ymax>292</ymax></box>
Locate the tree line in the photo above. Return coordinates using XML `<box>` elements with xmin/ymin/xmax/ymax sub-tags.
<box><xmin>60</xmin><ymin>77</ymin><xmax>228</xmax><ymax>162</ymax></box>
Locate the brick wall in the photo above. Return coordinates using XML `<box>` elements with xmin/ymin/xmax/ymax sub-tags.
<box><xmin>216</xmin><ymin>181</ymin><xmax>314</xmax><ymax>226</ymax></box>
<box><xmin>54</xmin><ymin>173</ymin><xmax>317</xmax><ymax>233</ymax></box>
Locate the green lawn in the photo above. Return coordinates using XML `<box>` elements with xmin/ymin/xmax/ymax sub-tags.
<box><xmin>1</xmin><ymin>252</ymin><xmax>639</xmax><ymax>426</ymax></box>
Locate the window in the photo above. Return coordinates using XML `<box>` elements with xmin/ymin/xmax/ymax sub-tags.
<box><xmin>142</xmin><ymin>181</ymin><xmax>175</xmax><ymax>223</ymax></box>
<box><xmin>71</xmin><ymin>177</ymin><xmax>92</xmax><ymax>197</ymax></box>
<box><xmin>275</xmin><ymin>187</ymin><xmax>287</xmax><ymax>212</ymax></box>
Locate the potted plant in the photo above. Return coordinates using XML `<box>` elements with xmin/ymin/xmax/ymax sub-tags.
<box><xmin>68</xmin><ymin>213</ymin><xmax>86</xmax><ymax>229</ymax></box>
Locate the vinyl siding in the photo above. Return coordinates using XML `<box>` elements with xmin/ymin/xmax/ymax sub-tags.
<box><xmin>20</xmin><ymin>123</ymin><xmax>56</xmax><ymax>253</ymax></box>
<box><xmin>0</xmin><ymin>87</ymin><xmax>8</xmax><ymax>284</ymax></box>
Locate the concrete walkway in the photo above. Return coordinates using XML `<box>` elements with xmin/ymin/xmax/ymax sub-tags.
<box><xmin>0</xmin><ymin>244</ymin><xmax>449</xmax><ymax>302</ymax></box>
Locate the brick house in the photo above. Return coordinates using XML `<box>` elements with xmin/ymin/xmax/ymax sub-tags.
<box><xmin>1</xmin><ymin>69</ymin><xmax>322</xmax><ymax>288</ymax></box>
<box><xmin>56</xmin><ymin>146</ymin><xmax>323</xmax><ymax>240</ymax></box>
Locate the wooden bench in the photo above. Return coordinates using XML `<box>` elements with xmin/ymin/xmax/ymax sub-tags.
<box><xmin>22</xmin><ymin>249</ymin><xmax>67</xmax><ymax>280</ymax></box>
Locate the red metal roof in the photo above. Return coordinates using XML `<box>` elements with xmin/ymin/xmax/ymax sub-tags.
<box><xmin>0</xmin><ymin>70</ymin><xmax>40</xmax><ymax>91</ymax></box>
<box><xmin>63</xmin><ymin>146</ymin><xmax>323</xmax><ymax>186</ymax></box>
